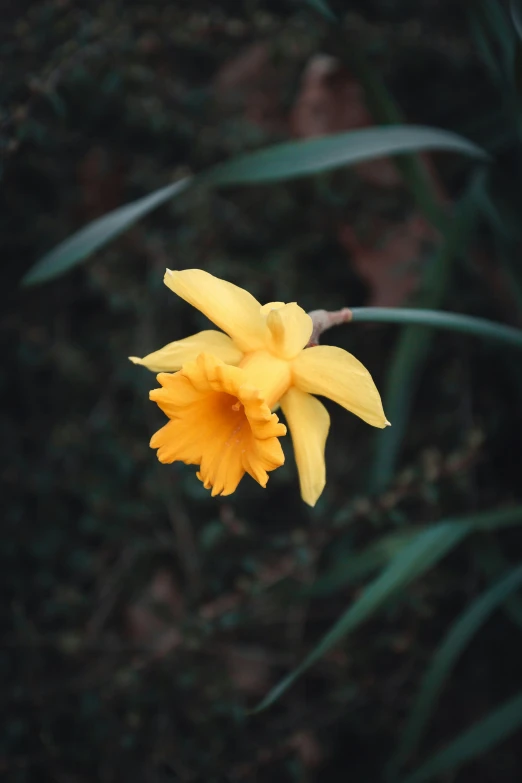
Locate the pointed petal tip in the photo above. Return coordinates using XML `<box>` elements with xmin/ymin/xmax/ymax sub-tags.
<box><xmin>301</xmin><ymin>478</ymin><xmax>325</xmax><ymax>507</ymax></box>
<box><xmin>128</xmin><ymin>356</ymin><xmax>142</xmax><ymax>365</ymax></box>
<box><xmin>162</xmin><ymin>267</ymin><xmax>267</xmax><ymax>352</ymax></box>
<box><xmin>292</xmin><ymin>345</ymin><xmax>388</xmax><ymax>430</ymax></box>
<box><xmin>386</xmin><ymin>420</ymin><xmax>392</xmax><ymax>427</ymax></box>
<box><xmin>150</xmin><ymin>431</ymin><xmax>164</xmax><ymax>450</ymax></box>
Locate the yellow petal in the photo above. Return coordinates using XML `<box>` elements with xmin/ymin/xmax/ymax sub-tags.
<box><xmin>149</xmin><ymin>353</ymin><xmax>286</xmax><ymax>496</ymax></box>
<box><xmin>239</xmin><ymin>350</ymin><xmax>292</xmax><ymax>409</ymax></box>
<box><xmin>260</xmin><ymin>301</ymin><xmax>285</xmax><ymax>314</ymax></box>
<box><xmin>292</xmin><ymin>345</ymin><xmax>389</xmax><ymax>428</ymax></box>
<box><xmin>149</xmin><ymin>373</ymin><xmax>202</xmax><ymax>417</ymax></box>
<box><xmin>129</xmin><ymin>330</ymin><xmax>243</xmax><ymax>372</ymax></box>
<box><xmin>163</xmin><ymin>269</ymin><xmax>266</xmax><ymax>352</ymax></box>
<box><xmin>265</xmin><ymin>302</ymin><xmax>313</xmax><ymax>359</ymax></box>
<box><xmin>280</xmin><ymin>387</ymin><xmax>330</xmax><ymax>507</ymax></box>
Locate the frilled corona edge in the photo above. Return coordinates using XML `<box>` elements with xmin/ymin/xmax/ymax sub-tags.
<box><xmin>149</xmin><ymin>353</ymin><xmax>286</xmax><ymax>496</ymax></box>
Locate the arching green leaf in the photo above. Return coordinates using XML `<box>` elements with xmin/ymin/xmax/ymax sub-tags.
<box><xmin>400</xmin><ymin>690</ymin><xmax>522</xmax><ymax>783</ymax></box>
<box><xmin>390</xmin><ymin>564</ymin><xmax>522</xmax><ymax>776</ymax></box>
<box><xmin>253</xmin><ymin>507</ymin><xmax>522</xmax><ymax>712</ymax></box>
<box><xmin>22</xmin><ymin>179</ymin><xmax>192</xmax><ymax>286</ymax></box>
<box><xmin>24</xmin><ymin>126</ymin><xmax>486</xmax><ymax>285</ymax></box>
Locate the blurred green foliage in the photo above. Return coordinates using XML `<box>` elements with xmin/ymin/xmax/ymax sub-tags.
<box><xmin>3</xmin><ymin>0</ymin><xmax>522</xmax><ymax>781</ymax></box>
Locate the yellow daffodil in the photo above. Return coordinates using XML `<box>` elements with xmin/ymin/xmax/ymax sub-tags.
<box><xmin>130</xmin><ymin>269</ymin><xmax>389</xmax><ymax>505</ymax></box>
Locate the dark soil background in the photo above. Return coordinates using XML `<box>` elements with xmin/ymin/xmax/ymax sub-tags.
<box><xmin>2</xmin><ymin>1</ymin><xmax>522</xmax><ymax>781</ymax></box>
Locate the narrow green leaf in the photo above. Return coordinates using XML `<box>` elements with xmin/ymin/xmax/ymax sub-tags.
<box><xmin>390</xmin><ymin>564</ymin><xmax>522</xmax><ymax>776</ymax></box>
<box><xmin>368</xmin><ymin>325</ymin><xmax>430</xmax><ymax>496</ymax></box>
<box><xmin>367</xmin><ymin>173</ymin><xmax>484</xmax><ymax>495</ymax></box>
<box><xmin>347</xmin><ymin>46</ymin><xmax>447</xmax><ymax>231</ymax></box>
<box><xmin>25</xmin><ymin>125</ymin><xmax>485</xmax><ymax>286</ymax></box>
<box><xmin>510</xmin><ymin>3</ymin><xmax>522</xmax><ymax>128</ymax></box>
<box><xmin>400</xmin><ymin>690</ymin><xmax>522</xmax><ymax>783</ymax></box>
<box><xmin>304</xmin><ymin>529</ymin><xmax>419</xmax><ymax>597</ymax></box>
<box><xmin>512</xmin><ymin>40</ymin><xmax>522</xmax><ymax>111</ymax></box>
<box><xmin>302</xmin><ymin>0</ymin><xmax>337</xmax><ymax>21</ymax></box>
<box><xmin>22</xmin><ymin>179</ymin><xmax>192</xmax><ymax>286</ymax></box>
<box><xmin>471</xmin><ymin>0</ymin><xmax>514</xmax><ymax>68</ymax></box>
<box><xmin>253</xmin><ymin>507</ymin><xmax>522</xmax><ymax>712</ymax></box>
<box><xmin>512</xmin><ymin>0</ymin><xmax>522</xmax><ymax>42</ymax></box>
<box><xmin>469</xmin><ymin>2</ymin><xmax>522</xmax><ymax>142</ymax></box>
<box><xmin>474</xmin><ymin>507</ymin><xmax>522</xmax><ymax>531</ymax></box>
<box><xmin>473</xmin><ymin>539</ymin><xmax>522</xmax><ymax>628</ymax></box>
<box><xmin>254</xmin><ymin>523</ymin><xmax>468</xmax><ymax>713</ymax></box>
<box><xmin>468</xmin><ymin>11</ymin><xmax>503</xmax><ymax>83</ymax></box>
<box><xmin>349</xmin><ymin>307</ymin><xmax>522</xmax><ymax>350</ymax></box>
<box><xmin>204</xmin><ymin>126</ymin><xmax>487</xmax><ymax>186</ymax></box>
<box><xmin>477</xmin><ymin>182</ymin><xmax>518</xmax><ymax>239</ymax></box>
<box><xmin>483</xmin><ymin>0</ymin><xmax>514</xmax><ymax>47</ymax></box>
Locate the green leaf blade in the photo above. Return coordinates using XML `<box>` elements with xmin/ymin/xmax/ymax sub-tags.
<box><xmin>206</xmin><ymin>126</ymin><xmax>487</xmax><ymax>186</ymax></box>
<box><xmin>22</xmin><ymin>178</ymin><xmax>192</xmax><ymax>286</ymax></box>
<box><xmin>302</xmin><ymin>0</ymin><xmax>337</xmax><ymax>21</ymax></box>
<box><xmin>367</xmin><ymin>172</ymin><xmax>485</xmax><ymax>495</ymax></box>
<box><xmin>24</xmin><ymin>126</ymin><xmax>485</xmax><ymax>286</ymax></box>
<box><xmin>304</xmin><ymin>529</ymin><xmax>420</xmax><ymax>597</ymax></box>
<box><xmin>401</xmin><ymin>690</ymin><xmax>522</xmax><ymax>783</ymax></box>
<box><xmin>254</xmin><ymin>507</ymin><xmax>522</xmax><ymax>713</ymax></box>
<box><xmin>391</xmin><ymin>564</ymin><xmax>522</xmax><ymax>776</ymax></box>
<box><xmin>512</xmin><ymin>0</ymin><xmax>522</xmax><ymax>41</ymax></box>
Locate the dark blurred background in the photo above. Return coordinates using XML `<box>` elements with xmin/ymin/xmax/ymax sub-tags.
<box><xmin>3</xmin><ymin>0</ymin><xmax>522</xmax><ymax>781</ymax></box>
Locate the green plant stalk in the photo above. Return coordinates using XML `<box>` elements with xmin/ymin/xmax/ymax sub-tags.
<box><xmin>253</xmin><ymin>506</ymin><xmax>522</xmax><ymax>713</ymax></box>
<box><xmin>347</xmin><ymin>44</ymin><xmax>448</xmax><ymax>232</ymax></box>
<box><xmin>322</xmin><ymin>0</ymin><xmax>451</xmax><ymax>230</ymax></box>
<box><xmin>302</xmin><ymin>0</ymin><xmax>337</xmax><ymax>22</ymax></box>
<box><xmin>472</xmin><ymin>537</ymin><xmax>522</xmax><ymax>627</ymax></box>
<box><xmin>367</xmin><ymin>175</ymin><xmax>483</xmax><ymax>495</ymax></box>
<box><xmin>470</xmin><ymin>1</ymin><xmax>522</xmax><ymax>154</ymax></box>
<box><xmin>389</xmin><ymin>563</ymin><xmax>522</xmax><ymax>779</ymax></box>
<box><xmin>400</xmin><ymin>689</ymin><xmax>522</xmax><ymax>783</ymax></box>
<box><xmin>342</xmin><ymin>41</ymin><xmax>486</xmax><ymax>496</ymax></box>
<box><xmin>300</xmin><ymin>529</ymin><xmax>420</xmax><ymax>598</ymax></box>
<box><xmin>477</xmin><ymin>0</ymin><xmax>515</xmax><ymax>74</ymax></box>
<box><xmin>349</xmin><ymin>307</ymin><xmax>522</xmax><ymax>349</ymax></box>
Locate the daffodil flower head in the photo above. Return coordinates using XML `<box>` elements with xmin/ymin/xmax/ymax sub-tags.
<box><xmin>130</xmin><ymin>269</ymin><xmax>390</xmax><ymax>506</ymax></box>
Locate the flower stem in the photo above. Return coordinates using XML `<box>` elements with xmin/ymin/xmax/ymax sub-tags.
<box><xmin>348</xmin><ymin>307</ymin><xmax>522</xmax><ymax>349</ymax></box>
<box><xmin>307</xmin><ymin>308</ymin><xmax>352</xmax><ymax>346</ymax></box>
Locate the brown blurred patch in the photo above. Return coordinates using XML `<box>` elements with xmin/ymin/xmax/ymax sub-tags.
<box><xmin>199</xmin><ymin>591</ymin><xmax>242</xmax><ymax>621</ymax></box>
<box><xmin>290</xmin><ymin>54</ymin><xmax>400</xmax><ymax>187</ymax></box>
<box><xmin>214</xmin><ymin>42</ymin><xmax>287</xmax><ymax>132</ymax></box>
<box><xmin>288</xmin><ymin>730</ymin><xmax>323</xmax><ymax>769</ymax></box>
<box><xmin>224</xmin><ymin>646</ymin><xmax>272</xmax><ymax>696</ymax></box>
<box><xmin>77</xmin><ymin>145</ymin><xmax>126</xmax><ymax>221</ymax></box>
<box><xmin>338</xmin><ymin>214</ymin><xmax>438</xmax><ymax>307</ymax></box>
<box><xmin>125</xmin><ymin>568</ymin><xmax>184</xmax><ymax>657</ymax></box>
<box><xmin>289</xmin><ymin>54</ymin><xmax>449</xmax><ymax>307</ymax></box>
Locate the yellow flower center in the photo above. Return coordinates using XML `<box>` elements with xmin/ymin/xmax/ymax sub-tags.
<box><xmin>149</xmin><ymin>353</ymin><xmax>286</xmax><ymax>496</ymax></box>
